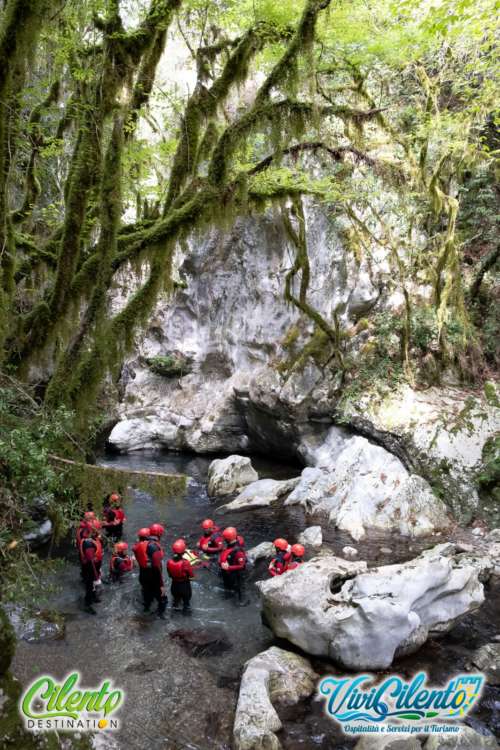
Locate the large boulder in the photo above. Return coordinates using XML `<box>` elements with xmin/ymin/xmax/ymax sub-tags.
<box><xmin>233</xmin><ymin>646</ymin><xmax>317</xmax><ymax>750</ymax></box>
<box><xmin>207</xmin><ymin>455</ymin><xmax>258</xmax><ymax>496</ymax></box>
<box><xmin>257</xmin><ymin>545</ymin><xmax>484</xmax><ymax>669</ymax></box>
<box><xmin>219</xmin><ymin>477</ymin><xmax>300</xmax><ymax>513</ymax></box>
<box><xmin>297</xmin><ymin>526</ymin><xmax>322</xmax><ymax>549</ymax></box>
<box><xmin>423</xmin><ymin>725</ymin><xmax>499</xmax><ymax>749</ymax></box>
<box><xmin>471</xmin><ymin>642</ymin><xmax>500</xmax><ymax>685</ymax></box>
<box><xmin>285</xmin><ymin>437</ymin><xmax>452</xmax><ymax>541</ymax></box>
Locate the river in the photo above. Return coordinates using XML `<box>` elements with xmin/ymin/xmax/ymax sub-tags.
<box><xmin>11</xmin><ymin>451</ymin><xmax>500</xmax><ymax>749</ymax></box>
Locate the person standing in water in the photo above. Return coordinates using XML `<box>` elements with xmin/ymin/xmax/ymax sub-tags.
<box><xmin>197</xmin><ymin>519</ymin><xmax>223</xmax><ymax>555</ymax></box>
<box><xmin>102</xmin><ymin>492</ymin><xmax>126</xmax><ymax>541</ymax></box>
<box><xmin>79</xmin><ymin>523</ymin><xmax>103</xmax><ymax>614</ymax></box>
<box><xmin>109</xmin><ymin>542</ymin><xmax>134</xmax><ymax>583</ymax></box>
<box><xmin>268</xmin><ymin>538</ymin><xmax>292</xmax><ymax>577</ymax></box>
<box><xmin>167</xmin><ymin>539</ymin><xmax>194</xmax><ymax>613</ymax></box>
<box><xmin>140</xmin><ymin>523</ymin><xmax>167</xmax><ymax>618</ymax></box>
<box><xmin>219</xmin><ymin>527</ymin><xmax>247</xmax><ymax>604</ymax></box>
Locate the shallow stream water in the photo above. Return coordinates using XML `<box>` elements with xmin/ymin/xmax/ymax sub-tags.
<box><xmin>11</xmin><ymin>451</ymin><xmax>500</xmax><ymax>749</ymax></box>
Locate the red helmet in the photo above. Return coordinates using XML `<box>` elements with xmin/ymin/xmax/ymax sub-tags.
<box><xmin>137</xmin><ymin>527</ymin><xmax>150</xmax><ymax>538</ymax></box>
<box><xmin>274</xmin><ymin>538</ymin><xmax>289</xmax><ymax>551</ymax></box>
<box><xmin>84</xmin><ymin>511</ymin><xmax>96</xmax><ymax>521</ymax></box>
<box><xmin>114</xmin><ymin>542</ymin><xmax>128</xmax><ymax>553</ymax></box>
<box><xmin>202</xmin><ymin>519</ymin><xmax>214</xmax><ymax>530</ymax></box>
<box><xmin>172</xmin><ymin>539</ymin><xmax>186</xmax><ymax>554</ymax></box>
<box><xmin>222</xmin><ymin>527</ymin><xmax>237</xmax><ymax>542</ymax></box>
<box><xmin>291</xmin><ymin>543</ymin><xmax>305</xmax><ymax>557</ymax></box>
<box><xmin>149</xmin><ymin>523</ymin><xmax>164</xmax><ymax>538</ymax></box>
<box><xmin>110</xmin><ymin>493</ymin><xmax>121</xmax><ymax>504</ymax></box>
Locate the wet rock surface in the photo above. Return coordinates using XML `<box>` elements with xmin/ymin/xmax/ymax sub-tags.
<box><xmin>472</xmin><ymin>643</ymin><xmax>500</xmax><ymax>685</ymax></box>
<box><xmin>170</xmin><ymin>626</ymin><xmax>232</xmax><ymax>657</ymax></box>
<box><xmin>233</xmin><ymin>646</ymin><xmax>318</xmax><ymax>750</ymax></box>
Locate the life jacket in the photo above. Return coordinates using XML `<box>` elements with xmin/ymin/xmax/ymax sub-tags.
<box><xmin>198</xmin><ymin>530</ymin><xmax>223</xmax><ymax>553</ymax></box>
<box><xmin>113</xmin><ymin>507</ymin><xmax>126</xmax><ymax>523</ymax></box>
<box><xmin>145</xmin><ymin>539</ymin><xmax>163</xmax><ymax>568</ymax></box>
<box><xmin>167</xmin><ymin>557</ymin><xmax>193</xmax><ymax>581</ymax></box>
<box><xmin>268</xmin><ymin>548</ymin><xmax>291</xmax><ymax>577</ymax></box>
<box><xmin>80</xmin><ymin>536</ymin><xmax>103</xmax><ymax>564</ymax></box>
<box><xmin>110</xmin><ymin>554</ymin><xmax>133</xmax><ymax>575</ymax></box>
<box><xmin>286</xmin><ymin>558</ymin><xmax>303</xmax><ymax>571</ymax></box>
<box><xmin>133</xmin><ymin>540</ymin><xmax>148</xmax><ymax>568</ymax></box>
<box><xmin>219</xmin><ymin>543</ymin><xmax>246</xmax><ymax>570</ymax></box>
<box><xmin>75</xmin><ymin>522</ymin><xmax>90</xmax><ymax>548</ymax></box>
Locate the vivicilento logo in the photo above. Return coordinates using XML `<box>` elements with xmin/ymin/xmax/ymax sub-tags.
<box><xmin>20</xmin><ymin>672</ymin><xmax>124</xmax><ymax>731</ymax></box>
<box><xmin>318</xmin><ymin>672</ymin><xmax>484</xmax><ymax>737</ymax></box>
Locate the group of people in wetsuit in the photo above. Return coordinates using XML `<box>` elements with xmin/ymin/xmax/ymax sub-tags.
<box><xmin>75</xmin><ymin>493</ymin><xmax>306</xmax><ymax>616</ymax></box>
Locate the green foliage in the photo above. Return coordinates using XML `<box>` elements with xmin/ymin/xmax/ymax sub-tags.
<box><xmin>476</xmin><ymin>434</ymin><xmax>500</xmax><ymax>490</ymax></box>
<box><xmin>145</xmin><ymin>352</ymin><xmax>192</xmax><ymax>377</ymax></box>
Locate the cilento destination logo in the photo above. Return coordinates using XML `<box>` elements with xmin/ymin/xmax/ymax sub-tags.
<box><xmin>318</xmin><ymin>672</ymin><xmax>484</xmax><ymax>738</ymax></box>
<box><xmin>20</xmin><ymin>672</ymin><xmax>124</xmax><ymax>731</ymax></box>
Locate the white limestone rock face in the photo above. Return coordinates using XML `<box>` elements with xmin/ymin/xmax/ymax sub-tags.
<box><xmin>108</xmin><ymin>415</ymin><xmax>176</xmax><ymax>452</ymax></box>
<box><xmin>220</xmin><ymin>477</ymin><xmax>300</xmax><ymax>513</ymax></box>
<box><xmin>286</xmin><ymin>436</ymin><xmax>452</xmax><ymax>541</ymax></box>
<box><xmin>257</xmin><ymin>545</ymin><xmax>484</xmax><ymax>670</ymax></box>
<box><xmin>207</xmin><ymin>455</ymin><xmax>258</xmax><ymax>497</ymax></box>
<box><xmin>108</xmin><ymin>372</ymin><xmax>251</xmax><ymax>454</ymax></box>
<box><xmin>233</xmin><ymin>646</ymin><xmax>317</xmax><ymax>750</ymax></box>
<box><xmin>297</xmin><ymin>526</ymin><xmax>323</xmax><ymax>549</ymax></box>
<box><xmin>109</xmin><ymin>201</ymin><xmax>396</xmax><ymax>458</ymax></box>
<box><xmin>344</xmin><ymin>384</ymin><xmax>500</xmax><ymax>522</ymax></box>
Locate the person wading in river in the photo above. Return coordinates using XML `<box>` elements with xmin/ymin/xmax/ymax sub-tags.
<box><xmin>132</xmin><ymin>526</ymin><xmax>150</xmax><ymax>598</ymax></box>
<box><xmin>139</xmin><ymin>523</ymin><xmax>167</xmax><ymax>618</ymax></box>
<box><xmin>197</xmin><ymin>519</ymin><xmax>223</xmax><ymax>555</ymax></box>
<box><xmin>219</xmin><ymin>527</ymin><xmax>247</xmax><ymax>604</ymax></box>
<box><xmin>102</xmin><ymin>492</ymin><xmax>126</xmax><ymax>541</ymax></box>
<box><xmin>80</xmin><ymin>523</ymin><xmax>103</xmax><ymax>614</ymax></box>
<box><xmin>167</xmin><ymin>539</ymin><xmax>194</xmax><ymax>613</ymax></box>
<box><xmin>109</xmin><ymin>542</ymin><xmax>134</xmax><ymax>583</ymax></box>
<box><xmin>268</xmin><ymin>538</ymin><xmax>292</xmax><ymax>577</ymax></box>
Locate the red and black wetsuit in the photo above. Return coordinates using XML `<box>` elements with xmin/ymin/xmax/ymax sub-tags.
<box><xmin>75</xmin><ymin>521</ymin><xmax>92</xmax><ymax>550</ymax></box>
<box><xmin>103</xmin><ymin>505</ymin><xmax>126</xmax><ymax>540</ymax></box>
<box><xmin>167</xmin><ymin>555</ymin><xmax>194</xmax><ymax>610</ymax></box>
<box><xmin>139</xmin><ymin>539</ymin><xmax>166</xmax><ymax>615</ymax></box>
<box><xmin>219</xmin><ymin>542</ymin><xmax>246</xmax><ymax>600</ymax></box>
<box><xmin>109</xmin><ymin>554</ymin><xmax>133</xmax><ymax>583</ymax></box>
<box><xmin>80</xmin><ymin>537</ymin><xmax>103</xmax><ymax>607</ymax></box>
<box><xmin>197</xmin><ymin>528</ymin><xmax>223</xmax><ymax>555</ymax></box>
<box><xmin>268</xmin><ymin>547</ymin><xmax>292</xmax><ymax>577</ymax></box>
